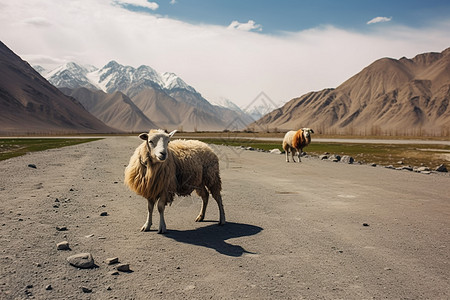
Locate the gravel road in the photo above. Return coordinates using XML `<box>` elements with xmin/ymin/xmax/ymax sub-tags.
<box><xmin>1</xmin><ymin>136</ymin><xmax>449</xmax><ymax>299</ymax></box>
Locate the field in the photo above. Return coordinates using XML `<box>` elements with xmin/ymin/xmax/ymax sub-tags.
<box><xmin>183</xmin><ymin>134</ymin><xmax>450</xmax><ymax>169</ymax></box>
<box><xmin>0</xmin><ymin>138</ymin><xmax>102</xmax><ymax>161</ymax></box>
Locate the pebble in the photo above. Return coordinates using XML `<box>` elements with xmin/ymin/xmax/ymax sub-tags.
<box><xmin>57</xmin><ymin>241</ymin><xmax>70</xmax><ymax>250</ymax></box>
<box><xmin>110</xmin><ymin>271</ymin><xmax>120</xmax><ymax>276</ymax></box>
<box><xmin>105</xmin><ymin>257</ymin><xmax>119</xmax><ymax>265</ymax></box>
<box><xmin>56</xmin><ymin>226</ymin><xmax>67</xmax><ymax>231</ymax></box>
<box><xmin>116</xmin><ymin>263</ymin><xmax>130</xmax><ymax>272</ymax></box>
<box><xmin>27</xmin><ymin>164</ymin><xmax>37</xmax><ymax>169</ymax></box>
<box><xmin>45</xmin><ymin>285</ymin><xmax>52</xmax><ymax>290</ymax></box>
<box><xmin>100</xmin><ymin>212</ymin><xmax>108</xmax><ymax>216</ymax></box>
<box><xmin>363</xmin><ymin>223</ymin><xmax>370</xmax><ymax>227</ymax></box>
<box><xmin>269</xmin><ymin>149</ymin><xmax>282</xmax><ymax>154</ymax></box>
<box><xmin>81</xmin><ymin>286</ymin><xmax>92</xmax><ymax>293</ymax></box>
<box><xmin>67</xmin><ymin>253</ymin><xmax>95</xmax><ymax>269</ymax></box>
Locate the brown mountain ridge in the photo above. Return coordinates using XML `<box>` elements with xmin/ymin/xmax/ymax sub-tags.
<box><xmin>0</xmin><ymin>41</ymin><xmax>117</xmax><ymax>135</ymax></box>
<box><xmin>254</xmin><ymin>48</ymin><xmax>450</xmax><ymax>136</ymax></box>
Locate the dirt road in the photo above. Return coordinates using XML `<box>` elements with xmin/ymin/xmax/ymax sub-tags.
<box><xmin>1</xmin><ymin>137</ymin><xmax>449</xmax><ymax>299</ymax></box>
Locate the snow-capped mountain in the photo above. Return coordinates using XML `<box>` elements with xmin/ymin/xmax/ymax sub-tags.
<box><xmin>36</xmin><ymin>61</ymin><xmax>254</xmax><ymax>131</ymax></box>
<box><xmin>38</xmin><ymin>61</ymin><xmax>198</xmax><ymax>96</ymax></box>
<box><xmin>45</xmin><ymin>62</ymin><xmax>99</xmax><ymax>90</ymax></box>
<box><xmin>212</xmin><ymin>97</ymin><xmax>245</xmax><ymax>114</ymax></box>
<box><xmin>161</xmin><ymin>72</ymin><xmax>196</xmax><ymax>93</ymax></box>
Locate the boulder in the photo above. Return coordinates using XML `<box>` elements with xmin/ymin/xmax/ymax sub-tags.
<box><xmin>435</xmin><ymin>164</ymin><xmax>448</xmax><ymax>172</ymax></box>
<box><xmin>340</xmin><ymin>155</ymin><xmax>354</xmax><ymax>164</ymax></box>
<box><xmin>67</xmin><ymin>253</ymin><xmax>95</xmax><ymax>269</ymax></box>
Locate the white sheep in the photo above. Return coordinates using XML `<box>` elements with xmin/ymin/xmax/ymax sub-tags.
<box><xmin>282</xmin><ymin>128</ymin><xmax>314</xmax><ymax>162</ymax></box>
<box><xmin>124</xmin><ymin>129</ymin><xmax>226</xmax><ymax>233</ymax></box>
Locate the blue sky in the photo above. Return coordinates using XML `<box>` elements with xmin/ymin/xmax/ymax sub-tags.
<box><xmin>1</xmin><ymin>0</ymin><xmax>449</xmax><ymax>107</ymax></box>
<box><xmin>131</xmin><ymin>0</ymin><xmax>450</xmax><ymax>33</ymax></box>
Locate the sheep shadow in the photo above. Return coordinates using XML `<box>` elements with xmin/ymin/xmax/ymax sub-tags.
<box><xmin>164</xmin><ymin>222</ymin><xmax>263</xmax><ymax>257</ymax></box>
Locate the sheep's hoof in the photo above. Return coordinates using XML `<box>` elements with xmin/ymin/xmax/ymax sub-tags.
<box><xmin>141</xmin><ymin>223</ymin><xmax>151</xmax><ymax>232</ymax></box>
<box><xmin>157</xmin><ymin>228</ymin><xmax>167</xmax><ymax>234</ymax></box>
<box><xmin>195</xmin><ymin>215</ymin><xmax>204</xmax><ymax>222</ymax></box>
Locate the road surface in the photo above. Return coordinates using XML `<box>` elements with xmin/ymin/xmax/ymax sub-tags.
<box><xmin>1</xmin><ymin>137</ymin><xmax>449</xmax><ymax>299</ymax></box>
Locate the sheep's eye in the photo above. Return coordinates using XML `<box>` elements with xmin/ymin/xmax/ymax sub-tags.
<box><xmin>149</xmin><ymin>140</ymin><xmax>154</xmax><ymax>146</ymax></box>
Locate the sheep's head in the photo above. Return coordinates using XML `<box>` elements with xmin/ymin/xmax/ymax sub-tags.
<box><xmin>139</xmin><ymin>129</ymin><xmax>177</xmax><ymax>162</ymax></box>
<box><xmin>302</xmin><ymin>128</ymin><xmax>314</xmax><ymax>139</ymax></box>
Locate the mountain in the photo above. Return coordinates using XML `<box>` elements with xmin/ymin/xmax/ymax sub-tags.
<box><xmin>253</xmin><ymin>48</ymin><xmax>450</xmax><ymax>136</ymax></box>
<box><xmin>60</xmin><ymin>87</ymin><xmax>158</xmax><ymax>132</ymax></box>
<box><xmin>40</xmin><ymin>61</ymin><xmax>251</xmax><ymax>131</ymax></box>
<box><xmin>0</xmin><ymin>41</ymin><xmax>117</xmax><ymax>135</ymax></box>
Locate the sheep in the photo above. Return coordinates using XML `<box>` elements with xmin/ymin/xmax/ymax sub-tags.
<box><xmin>282</xmin><ymin>128</ymin><xmax>314</xmax><ymax>162</ymax></box>
<box><xmin>124</xmin><ymin>129</ymin><xmax>226</xmax><ymax>234</ymax></box>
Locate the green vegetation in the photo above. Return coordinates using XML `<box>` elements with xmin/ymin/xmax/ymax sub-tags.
<box><xmin>0</xmin><ymin>138</ymin><xmax>102</xmax><ymax>161</ymax></box>
<box><xmin>195</xmin><ymin>138</ymin><xmax>450</xmax><ymax>168</ymax></box>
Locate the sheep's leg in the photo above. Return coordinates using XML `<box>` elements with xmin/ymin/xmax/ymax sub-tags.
<box><xmin>141</xmin><ymin>198</ymin><xmax>155</xmax><ymax>232</ymax></box>
<box><xmin>291</xmin><ymin>147</ymin><xmax>297</xmax><ymax>162</ymax></box>
<box><xmin>211</xmin><ymin>190</ymin><xmax>226</xmax><ymax>225</ymax></box>
<box><xmin>195</xmin><ymin>187</ymin><xmax>209</xmax><ymax>222</ymax></box>
<box><xmin>157</xmin><ymin>196</ymin><xmax>168</xmax><ymax>234</ymax></box>
<box><xmin>298</xmin><ymin>148</ymin><xmax>302</xmax><ymax>162</ymax></box>
<box><xmin>285</xmin><ymin>148</ymin><xmax>289</xmax><ymax>162</ymax></box>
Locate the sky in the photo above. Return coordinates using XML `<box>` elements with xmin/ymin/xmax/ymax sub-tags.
<box><xmin>1</xmin><ymin>0</ymin><xmax>450</xmax><ymax>108</ymax></box>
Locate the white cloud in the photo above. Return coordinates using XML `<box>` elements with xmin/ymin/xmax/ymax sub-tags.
<box><xmin>1</xmin><ymin>0</ymin><xmax>449</xmax><ymax>108</ymax></box>
<box><xmin>367</xmin><ymin>16</ymin><xmax>392</xmax><ymax>24</ymax></box>
<box><xmin>228</xmin><ymin>20</ymin><xmax>262</xmax><ymax>32</ymax></box>
<box><xmin>170</xmin><ymin>0</ymin><xmax>176</xmax><ymax>4</ymax></box>
<box><xmin>117</xmin><ymin>0</ymin><xmax>159</xmax><ymax>10</ymax></box>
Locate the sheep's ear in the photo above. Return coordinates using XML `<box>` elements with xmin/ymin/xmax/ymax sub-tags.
<box><xmin>168</xmin><ymin>130</ymin><xmax>177</xmax><ymax>138</ymax></box>
<box><xmin>139</xmin><ymin>133</ymin><xmax>148</xmax><ymax>140</ymax></box>
<box><xmin>310</xmin><ymin>129</ymin><xmax>315</xmax><ymax>134</ymax></box>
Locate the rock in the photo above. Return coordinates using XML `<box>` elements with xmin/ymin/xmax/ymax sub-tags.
<box><xmin>362</xmin><ymin>223</ymin><xmax>369</xmax><ymax>227</ymax></box>
<box><xmin>81</xmin><ymin>286</ymin><xmax>92</xmax><ymax>293</ymax></box>
<box><xmin>415</xmin><ymin>166</ymin><xmax>430</xmax><ymax>172</ymax></box>
<box><xmin>27</xmin><ymin>164</ymin><xmax>37</xmax><ymax>169</ymax></box>
<box><xmin>116</xmin><ymin>263</ymin><xmax>130</xmax><ymax>272</ymax></box>
<box><xmin>328</xmin><ymin>154</ymin><xmax>341</xmax><ymax>162</ymax></box>
<box><xmin>435</xmin><ymin>164</ymin><xmax>448</xmax><ymax>172</ymax></box>
<box><xmin>401</xmin><ymin>166</ymin><xmax>413</xmax><ymax>171</ymax></box>
<box><xmin>100</xmin><ymin>212</ymin><xmax>108</xmax><ymax>216</ymax></box>
<box><xmin>269</xmin><ymin>149</ymin><xmax>281</xmax><ymax>154</ymax></box>
<box><xmin>397</xmin><ymin>161</ymin><xmax>404</xmax><ymax>165</ymax></box>
<box><xmin>370</xmin><ymin>163</ymin><xmax>377</xmax><ymax>167</ymax></box>
<box><xmin>57</xmin><ymin>241</ymin><xmax>70</xmax><ymax>250</ymax></box>
<box><xmin>319</xmin><ymin>155</ymin><xmax>328</xmax><ymax>160</ymax></box>
<box><xmin>56</xmin><ymin>226</ymin><xmax>67</xmax><ymax>231</ymax></box>
<box><xmin>341</xmin><ymin>155</ymin><xmax>354</xmax><ymax>164</ymax></box>
<box><xmin>246</xmin><ymin>147</ymin><xmax>254</xmax><ymax>151</ymax></box>
<box><xmin>385</xmin><ymin>165</ymin><xmax>395</xmax><ymax>169</ymax></box>
<box><xmin>110</xmin><ymin>271</ymin><xmax>120</xmax><ymax>276</ymax></box>
<box><xmin>67</xmin><ymin>253</ymin><xmax>95</xmax><ymax>269</ymax></box>
<box><xmin>105</xmin><ymin>257</ymin><xmax>119</xmax><ymax>265</ymax></box>
<box><xmin>45</xmin><ymin>285</ymin><xmax>52</xmax><ymax>290</ymax></box>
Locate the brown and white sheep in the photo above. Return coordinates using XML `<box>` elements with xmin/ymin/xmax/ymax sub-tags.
<box><xmin>282</xmin><ymin>128</ymin><xmax>314</xmax><ymax>162</ymax></box>
<box><xmin>124</xmin><ymin>129</ymin><xmax>226</xmax><ymax>233</ymax></box>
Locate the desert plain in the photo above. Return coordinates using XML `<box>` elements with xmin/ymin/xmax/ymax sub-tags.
<box><xmin>0</xmin><ymin>136</ymin><xmax>449</xmax><ymax>299</ymax></box>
